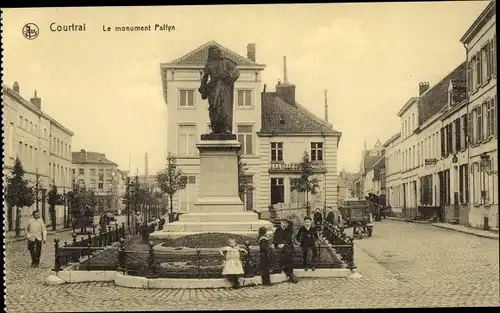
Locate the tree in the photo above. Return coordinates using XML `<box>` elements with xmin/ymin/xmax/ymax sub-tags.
<box><xmin>47</xmin><ymin>182</ymin><xmax>59</xmax><ymax>230</ymax></box>
<box><xmin>156</xmin><ymin>153</ymin><xmax>187</xmax><ymax>214</ymax></box>
<box><xmin>291</xmin><ymin>151</ymin><xmax>320</xmax><ymax>216</ymax></box>
<box><xmin>237</xmin><ymin>152</ymin><xmax>254</xmax><ymax>203</ymax></box>
<box><xmin>5</xmin><ymin>157</ymin><xmax>35</xmax><ymax>237</ymax></box>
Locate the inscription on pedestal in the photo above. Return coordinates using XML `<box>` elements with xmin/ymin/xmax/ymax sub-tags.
<box><xmin>200</xmin><ymin>155</ymin><xmax>238</xmax><ymax>197</ymax></box>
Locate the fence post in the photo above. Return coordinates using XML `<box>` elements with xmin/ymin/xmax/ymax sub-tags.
<box><xmin>118</xmin><ymin>238</ymin><xmax>126</xmax><ymax>273</ymax></box>
<box><xmin>148</xmin><ymin>241</ymin><xmax>156</xmax><ymax>278</ymax></box>
<box><xmin>196</xmin><ymin>248</ymin><xmax>201</xmax><ymax>278</ymax></box>
<box><xmin>244</xmin><ymin>240</ymin><xmax>252</xmax><ymax>277</ymax></box>
<box><xmin>92</xmin><ymin>224</ymin><xmax>96</xmax><ymax>235</ymax></box>
<box><xmin>53</xmin><ymin>238</ymin><xmax>61</xmax><ymax>273</ymax></box>
<box><xmin>108</xmin><ymin>225</ymin><xmax>113</xmax><ymax>245</ymax></box>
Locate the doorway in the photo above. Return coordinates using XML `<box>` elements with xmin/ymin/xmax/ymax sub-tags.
<box><xmin>270</xmin><ymin>178</ymin><xmax>284</xmax><ymax>205</ymax></box>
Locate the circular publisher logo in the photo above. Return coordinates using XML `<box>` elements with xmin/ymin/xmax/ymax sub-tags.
<box><xmin>22</xmin><ymin>23</ymin><xmax>39</xmax><ymax>40</ymax></box>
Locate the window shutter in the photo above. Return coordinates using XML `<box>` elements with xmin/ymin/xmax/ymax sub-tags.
<box><xmin>440</xmin><ymin>128</ymin><xmax>445</xmax><ymax>157</ymax></box>
<box><xmin>494</xmin><ymin>95</ymin><xmax>498</xmax><ymax>138</ymax></box>
<box><xmin>491</xmin><ymin>38</ymin><xmax>496</xmax><ymax>77</ymax></box>
<box><xmin>467</xmin><ymin>62</ymin><xmax>472</xmax><ymax>93</ymax></box>
<box><xmin>467</xmin><ymin>112</ymin><xmax>473</xmax><ymax>146</ymax></box>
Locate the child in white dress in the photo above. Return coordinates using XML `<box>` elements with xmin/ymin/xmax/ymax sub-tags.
<box><xmin>220</xmin><ymin>239</ymin><xmax>246</xmax><ymax>289</ymax></box>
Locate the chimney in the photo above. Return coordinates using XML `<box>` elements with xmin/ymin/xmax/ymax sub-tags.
<box><xmin>247</xmin><ymin>43</ymin><xmax>256</xmax><ymax>62</ymax></box>
<box><xmin>30</xmin><ymin>89</ymin><xmax>42</xmax><ymax>109</ymax></box>
<box><xmin>13</xmin><ymin>81</ymin><xmax>19</xmax><ymax>93</ymax></box>
<box><xmin>419</xmin><ymin>82</ymin><xmax>430</xmax><ymax>96</ymax></box>
<box><xmin>324</xmin><ymin>89</ymin><xmax>329</xmax><ymax>122</ymax></box>
<box><xmin>80</xmin><ymin>149</ymin><xmax>87</xmax><ymax>160</ymax></box>
<box><xmin>275</xmin><ymin>56</ymin><xmax>296</xmax><ymax>106</ymax></box>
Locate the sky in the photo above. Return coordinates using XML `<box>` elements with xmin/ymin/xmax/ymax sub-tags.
<box><xmin>2</xmin><ymin>2</ymin><xmax>489</xmax><ymax>174</ymax></box>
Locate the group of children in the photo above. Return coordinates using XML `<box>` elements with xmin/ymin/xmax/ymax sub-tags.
<box><xmin>220</xmin><ymin>216</ymin><xmax>321</xmax><ymax>289</ymax></box>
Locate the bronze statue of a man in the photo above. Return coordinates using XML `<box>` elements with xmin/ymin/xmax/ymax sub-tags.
<box><xmin>198</xmin><ymin>45</ymin><xmax>240</xmax><ymax>134</ymax></box>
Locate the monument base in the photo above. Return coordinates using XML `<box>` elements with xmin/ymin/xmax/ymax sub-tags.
<box><xmin>151</xmin><ymin>135</ymin><xmax>273</xmax><ymax>239</ymax></box>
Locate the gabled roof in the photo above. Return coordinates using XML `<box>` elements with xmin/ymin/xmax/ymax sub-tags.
<box><xmin>72</xmin><ymin>151</ymin><xmax>117</xmax><ymax>166</ymax></box>
<box><xmin>259</xmin><ymin>92</ymin><xmax>341</xmax><ymax>136</ymax></box>
<box><xmin>460</xmin><ymin>1</ymin><xmax>496</xmax><ymax>44</ymax></box>
<box><xmin>159</xmin><ymin>41</ymin><xmax>266</xmax><ymax>105</ymax></box>
<box><xmin>3</xmin><ymin>84</ymin><xmax>74</xmax><ymax>136</ymax></box>
<box><xmin>418</xmin><ymin>61</ymin><xmax>466</xmax><ymax>125</ymax></box>
<box><xmin>163</xmin><ymin>41</ymin><xmax>265</xmax><ymax>67</ymax></box>
<box><xmin>383</xmin><ymin>132</ymin><xmax>401</xmax><ymax>147</ymax></box>
<box><xmin>364</xmin><ymin>155</ymin><xmax>382</xmax><ymax>171</ymax></box>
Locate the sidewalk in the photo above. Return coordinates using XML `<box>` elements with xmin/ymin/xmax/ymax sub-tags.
<box><xmin>4</xmin><ymin>227</ymin><xmax>73</xmax><ymax>244</ymax></box>
<box><xmin>432</xmin><ymin>223</ymin><xmax>499</xmax><ymax>240</ymax></box>
<box><xmin>385</xmin><ymin>216</ymin><xmax>433</xmax><ymax>224</ymax></box>
<box><xmin>386</xmin><ymin>216</ymin><xmax>499</xmax><ymax>240</ymax></box>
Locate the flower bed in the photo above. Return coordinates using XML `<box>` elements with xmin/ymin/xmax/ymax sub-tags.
<box><xmin>78</xmin><ymin>232</ymin><xmax>344</xmax><ymax>278</ymax></box>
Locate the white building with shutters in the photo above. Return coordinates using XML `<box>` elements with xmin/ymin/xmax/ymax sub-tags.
<box><xmin>460</xmin><ymin>1</ymin><xmax>497</xmax><ymax>230</ymax></box>
<box><xmin>160</xmin><ymin>41</ymin><xmax>341</xmax><ymax>213</ymax></box>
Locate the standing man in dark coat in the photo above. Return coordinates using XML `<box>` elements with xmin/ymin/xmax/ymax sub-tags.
<box><xmin>326</xmin><ymin>207</ymin><xmax>335</xmax><ymax>225</ymax></box>
<box><xmin>313</xmin><ymin>207</ymin><xmax>324</xmax><ymax>232</ymax></box>
<box><xmin>273</xmin><ymin>218</ymin><xmax>298</xmax><ymax>283</ymax></box>
<box><xmin>295</xmin><ymin>217</ymin><xmax>319</xmax><ymax>271</ymax></box>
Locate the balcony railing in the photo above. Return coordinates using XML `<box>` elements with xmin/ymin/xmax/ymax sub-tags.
<box><xmin>269</xmin><ymin>162</ymin><xmax>327</xmax><ymax>173</ymax></box>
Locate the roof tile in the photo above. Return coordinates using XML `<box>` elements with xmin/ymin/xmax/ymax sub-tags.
<box><xmin>260</xmin><ymin>92</ymin><xmax>340</xmax><ymax>135</ymax></box>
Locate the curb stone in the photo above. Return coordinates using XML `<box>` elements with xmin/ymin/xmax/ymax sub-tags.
<box><xmin>432</xmin><ymin>224</ymin><xmax>499</xmax><ymax>240</ymax></box>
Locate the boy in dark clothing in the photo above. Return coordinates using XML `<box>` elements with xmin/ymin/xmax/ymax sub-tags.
<box><xmin>273</xmin><ymin>219</ymin><xmax>298</xmax><ymax>283</ymax></box>
<box><xmin>295</xmin><ymin>217</ymin><xmax>319</xmax><ymax>271</ymax></box>
<box><xmin>258</xmin><ymin>227</ymin><xmax>273</xmax><ymax>286</ymax></box>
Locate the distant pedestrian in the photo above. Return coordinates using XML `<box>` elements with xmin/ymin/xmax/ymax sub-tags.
<box><xmin>273</xmin><ymin>218</ymin><xmax>298</xmax><ymax>283</ymax></box>
<box><xmin>25</xmin><ymin>210</ymin><xmax>47</xmax><ymax>267</ymax></box>
<box><xmin>257</xmin><ymin>227</ymin><xmax>272</xmax><ymax>286</ymax></box>
<box><xmin>296</xmin><ymin>217</ymin><xmax>319</xmax><ymax>271</ymax></box>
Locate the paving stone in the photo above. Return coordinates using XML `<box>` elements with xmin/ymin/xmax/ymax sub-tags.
<box><xmin>4</xmin><ymin>220</ymin><xmax>499</xmax><ymax>311</ymax></box>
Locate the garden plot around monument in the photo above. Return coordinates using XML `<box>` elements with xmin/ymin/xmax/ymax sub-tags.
<box><xmin>48</xmin><ymin>229</ymin><xmax>351</xmax><ymax>289</ymax></box>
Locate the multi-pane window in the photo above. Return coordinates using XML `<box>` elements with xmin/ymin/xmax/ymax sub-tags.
<box><xmin>482</xmin><ymin>41</ymin><xmax>491</xmax><ymax>82</ymax></box>
<box><xmin>107</xmin><ymin>180</ymin><xmax>113</xmax><ymax>191</ymax></box>
<box><xmin>98</xmin><ymin>182</ymin><xmax>104</xmax><ymax>190</ymax></box>
<box><xmin>270</xmin><ymin>142</ymin><xmax>283</xmax><ymax>162</ymax></box>
<box><xmin>310</xmin><ymin>142</ymin><xmax>324</xmax><ymax>162</ymax></box>
<box><xmin>487</xmin><ymin>97</ymin><xmax>496</xmax><ymax>138</ymax></box>
<box><xmin>90</xmin><ymin>169</ymin><xmax>96</xmax><ymax>176</ymax></box>
<box><xmin>98</xmin><ymin>169</ymin><xmax>104</xmax><ymax>180</ymax></box>
<box><xmin>178</xmin><ymin>125</ymin><xmax>197</xmax><ymax>156</ymax></box>
<box><xmin>179</xmin><ymin>90</ymin><xmax>194</xmax><ymax>107</ymax></box>
<box><xmin>79</xmin><ymin>169</ymin><xmax>84</xmax><ymax>175</ymax></box>
<box><xmin>90</xmin><ymin>179</ymin><xmax>96</xmax><ymax>190</ymax></box>
<box><xmin>476</xmin><ymin>51</ymin><xmax>482</xmax><ymax>88</ymax></box>
<box><xmin>237</xmin><ymin>90</ymin><xmax>252</xmax><ymax>107</ymax></box>
<box><xmin>477</xmin><ymin>105</ymin><xmax>483</xmax><ymax>142</ymax></box>
<box><xmin>237</xmin><ymin>125</ymin><xmax>253</xmax><ymax>155</ymax></box>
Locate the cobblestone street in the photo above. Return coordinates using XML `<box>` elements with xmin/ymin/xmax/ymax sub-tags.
<box><xmin>5</xmin><ymin>220</ymin><xmax>499</xmax><ymax>312</ymax></box>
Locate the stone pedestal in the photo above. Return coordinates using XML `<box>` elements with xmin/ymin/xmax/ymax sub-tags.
<box><xmin>150</xmin><ymin>134</ymin><xmax>273</xmax><ymax>239</ymax></box>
